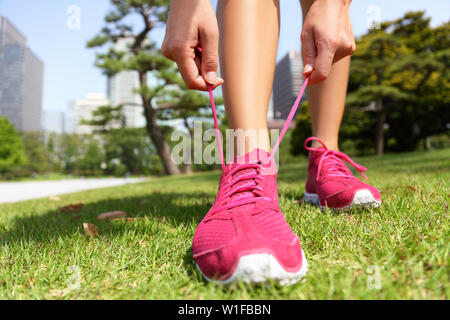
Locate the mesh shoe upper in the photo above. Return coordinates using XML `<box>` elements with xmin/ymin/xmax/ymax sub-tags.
<box><xmin>192</xmin><ymin>149</ymin><xmax>304</xmax><ymax>280</ymax></box>
<box><xmin>305</xmin><ymin>137</ymin><xmax>381</xmax><ymax>209</ymax></box>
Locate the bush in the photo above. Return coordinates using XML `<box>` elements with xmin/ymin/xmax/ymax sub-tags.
<box><xmin>0</xmin><ymin>117</ymin><xmax>26</xmax><ymax>174</ymax></box>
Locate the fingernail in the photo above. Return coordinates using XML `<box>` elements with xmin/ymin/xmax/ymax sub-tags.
<box><xmin>205</xmin><ymin>72</ymin><xmax>217</xmax><ymax>84</ymax></box>
<box><xmin>304</xmin><ymin>64</ymin><xmax>313</xmax><ymax>74</ymax></box>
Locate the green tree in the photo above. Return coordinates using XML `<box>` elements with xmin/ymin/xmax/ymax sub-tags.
<box><xmin>348</xmin><ymin>11</ymin><xmax>449</xmax><ymax>155</ymax></box>
<box><xmin>79</xmin><ymin>138</ymin><xmax>104</xmax><ymax>175</ymax></box>
<box><xmin>59</xmin><ymin>133</ymin><xmax>83</xmax><ymax>175</ymax></box>
<box><xmin>347</xmin><ymin>23</ymin><xmax>410</xmax><ymax>155</ymax></box>
<box><xmin>46</xmin><ymin>132</ymin><xmax>63</xmax><ymax>172</ymax></box>
<box><xmin>88</xmin><ymin>0</ymin><xmax>216</xmax><ymax>175</ymax></box>
<box><xmin>81</xmin><ymin>105</ymin><xmax>125</xmax><ymax>133</ymax></box>
<box><xmin>0</xmin><ymin>117</ymin><xmax>26</xmax><ymax>173</ymax></box>
<box><xmin>158</xmin><ymin>92</ymin><xmax>223</xmax><ymax>173</ymax></box>
<box><xmin>21</xmin><ymin>132</ymin><xmax>52</xmax><ymax>174</ymax></box>
<box><xmin>104</xmin><ymin>128</ymin><xmax>153</xmax><ymax>175</ymax></box>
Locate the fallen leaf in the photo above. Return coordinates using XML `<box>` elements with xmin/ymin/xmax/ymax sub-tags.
<box><xmin>83</xmin><ymin>223</ymin><xmax>100</xmax><ymax>237</ymax></box>
<box><xmin>49</xmin><ymin>196</ymin><xmax>61</xmax><ymax>201</ymax></box>
<box><xmin>97</xmin><ymin>211</ymin><xmax>128</xmax><ymax>220</ymax></box>
<box><xmin>60</xmin><ymin>202</ymin><xmax>84</xmax><ymax>213</ymax></box>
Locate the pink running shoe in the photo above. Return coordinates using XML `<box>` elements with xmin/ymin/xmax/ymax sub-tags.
<box><xmin>193</xmin><ymin>150</ymin><xmax>308</xmax><ymax>285</ymax></box>
<box><xmin>304</xmin><ymin>137</ymin><xmax>382</xmax><ymax>210</ymax></box>
<box><xmin>192</xmin><ymin>70</ymin><xmax>310</xmax><ymax>285</ymax></box>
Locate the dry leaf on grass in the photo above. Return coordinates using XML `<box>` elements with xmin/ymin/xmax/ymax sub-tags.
<box><xmin>49</xmin><ymin>196</ymin><xmax>61</xmax><ymax>201</ymax></box>
<box><xmin>60</xmin><ymin>202</ymin><xmax>84</xmax><ymax>213</ymax></box>
<box><xmin>83</xmin><ymin>223</ymin><xmax>100</xmax><ymax>237</ymax></box>
<box><xmin>97</xmin><ymin>211</ymin><xmax>128</xmax><ymax>220</ymax></box>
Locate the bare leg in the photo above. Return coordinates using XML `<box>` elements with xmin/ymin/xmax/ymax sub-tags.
<box><xmin>217</xmin><ymin>0</ymin><xmax>280</xmax><ymax>157</ymax></box>
<box><xmin>301</xmin><ymin>0</ymin><xmax>350</xmax><ymax>151</ymax></box>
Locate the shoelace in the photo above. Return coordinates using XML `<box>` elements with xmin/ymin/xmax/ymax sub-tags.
<box><xmin>304</xmin><ymin>137</ymin><xmax>368</xmax><ymax>182</ymax></box>
<box><xmin>197</xmin><ymin>47</ymin><xmax>310</xmax><ymax>214</ymax></box>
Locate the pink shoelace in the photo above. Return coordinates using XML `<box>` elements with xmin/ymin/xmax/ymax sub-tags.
<box><xmin>304</xmin><ymin>137</ymin><xmax>368</xmax><ymax>182</ymax></box>
<box><xmin>197</xmin><ymin>47</ymin><xmax>309</xmax><ymax>214</ymax></box>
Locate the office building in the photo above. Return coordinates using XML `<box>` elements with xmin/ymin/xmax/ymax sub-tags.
<box><xmin>0</xmin><ymin>16</ymin><xmax>44</xmax><ymax>131</ymax></box>
<box><xmin>107</xmin><ymin>38</ymin><xmax>146</xmax><ymax>128</ymax></box>
<box><xmin>73</xmin><ymin>93</ymin><xmax>111</xmax><ymax>135</ymax></box>
<box><xmin>272</xmin><ymin>50</ymin><xmax>305</xmax><ymax>120</ymax></box>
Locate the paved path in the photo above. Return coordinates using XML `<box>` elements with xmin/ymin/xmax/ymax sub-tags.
<box><xmin>0</xmin><ymin>178</ymin><xmax>148</xmax><ymax>204</ymax></box>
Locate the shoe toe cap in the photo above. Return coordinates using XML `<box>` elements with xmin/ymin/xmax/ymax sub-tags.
<box><xmin>194</xmin><ymin>234</ymin><xmax>304</xmax><ymax>281</ymax></box>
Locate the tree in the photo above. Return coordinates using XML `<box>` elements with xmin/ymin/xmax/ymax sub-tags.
<box><xmin>59</xmin><ymin>133</ymin><xmax>83</xmax><ymax>175</ymax></box>
<box><xmin>88</xmin><ymin>0</ymin><xmax>218</xmax><ymax>175</ymax></box>
<box><xmin>81</xmin><ymin>105</ymin><xmax>125</xmax><ymax>133</ymax></box>
<box><xmin>0</xmin><ymin>117</ymin><xmax>26</xmax><ymax>173</ymax></box>
<box><xmin>21</xmin><ymin>132</ymin><xmax>52</xmax><ymax>174</ymax></box>
<box><xmin>347</xmin><ymin>25</ymin><xmax>410</xmax><ymax>155</ymax></box>
<box><xmin>79</xmin><ymin>138</ymin><xmax>104</xmax><ymax>175</ymax></box>
<box><xmin>158</xmin><ymin>91</ymin><xmax>223</xmax><ymax>173</ymax></box>
<box><xmin>104</xmin><ymin>128</ymin><xmax>153</xmax><ymax>175</ymax></box>
<box><xmin>348</xmin><ymin>11</ymin><xmax>449</xmax><ymax>155</ymax></box>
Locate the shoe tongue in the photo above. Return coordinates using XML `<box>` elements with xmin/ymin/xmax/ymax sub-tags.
<box><xmin>227</xmin><ymin>149</ymin><xmax>271</xmax><ymax>212</ymax></box>
<box><xmin>233</xmin><ymin>148</ymin><xmax>270</xmax><ymax>165</ymax></box>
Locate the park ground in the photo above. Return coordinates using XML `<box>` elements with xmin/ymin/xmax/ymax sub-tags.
<box><xmin>0</xmin><ymin>149</ymin><xmax>448</xmax><ymax>299</ymax></box>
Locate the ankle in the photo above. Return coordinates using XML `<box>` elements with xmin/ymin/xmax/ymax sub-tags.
<box><xmin>311</xmin><ymin>137</ymin><xmax>339</xmax><ymax>151</ymax></box>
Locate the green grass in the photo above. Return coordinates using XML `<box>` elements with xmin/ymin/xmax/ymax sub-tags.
<box><xmin>0</xmin><ymin>149</ymin><xmax>448</xmax><ymax>300</ymax></box>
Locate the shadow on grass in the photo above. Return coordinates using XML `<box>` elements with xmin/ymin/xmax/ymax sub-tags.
<box><xmin>4</xmin><ymin>148</ymin><xmax>446</xmax><ymax>244</ymax></box>
<box><xmin>0</xmin><ymin>191</ymin><xmax>213</xmax><ymax>243</ymax></box>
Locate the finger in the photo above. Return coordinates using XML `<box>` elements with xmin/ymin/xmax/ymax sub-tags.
<box><xmin>172</xmin><ymin>46</ymin><xmax>209</xmax><ymax>91</ymax></box>
<box><xmin>309</xmin><ymin>38</ymin><xmax>336</xmax><ymax>85</ymax></box>
<box><xmin>301</xmin><ymin>29</ymin><xmax>317</xmax><ymax>78</ymax></box>
<box><xmin>199</xmin><ymin>27</ymin><xmax>220</xmax><ymax>85</ymax></box>
<box><xmin>161</xmin><ymin>40</ymin><xmax>174</xmax><ymax>61</ymax></box>
<box><xmin>194</xmin><ymin>53</ymin><xmax>224</xmax><ymax>89</ymax></box>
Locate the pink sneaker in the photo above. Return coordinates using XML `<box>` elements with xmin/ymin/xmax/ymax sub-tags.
<box><xmin>304</xmin><ymin>137</ymin><xmax>382</xmax><ymax>210</ymax></box>
<box><xmin>193</xmin><ymin>149</ymin><xmax>308</xmax><ymax>285</ymax></box>
<box><xmin>194</xmin><ymin>71</ymin><xmax>310</xmax><ymax>284</ymax></box>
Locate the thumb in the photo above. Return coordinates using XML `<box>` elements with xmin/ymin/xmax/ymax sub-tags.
<box><xmin>301</xmin><ymin>29</ymin><xmax>317</xmax><ymax>78</ymax></box>
<box><xmin>199</xmin><ymin>28</ymin><xmax>220</xmax><ymax>85</ymax></box>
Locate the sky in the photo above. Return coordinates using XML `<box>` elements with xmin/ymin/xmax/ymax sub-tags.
<box><xmin>0</xmin><ymin>0</ymin><xmax>449</xmax><ymax>115</ymax></box>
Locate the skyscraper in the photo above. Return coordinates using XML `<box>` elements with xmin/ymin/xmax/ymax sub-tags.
<box><xmin>0</xmin><ymin>16</ymin><xmax>44</xmax><ymax>131</ymax></box>
<box><xmin>73</xmin><ymin>93</ymin><xmax>111</xmax><ymax>135</ymax></box>
<box><xmin>272</xmin><ymin>50</ymin><xmax>305</xmax><ymax>120</ymax></box>
<box><xmin>107</xmin><ymin>38</ymin><xmax>146</xmax><ymax>128</ymax></box>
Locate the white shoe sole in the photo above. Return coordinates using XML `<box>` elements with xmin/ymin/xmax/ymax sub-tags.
<box><xmin>197</xmin><ymin>250</ymin><xmax>308</xmax><ymax>286</ymax></box>
<box><xmin>305</xmin><ymin>189</ymin><xmax>381</xmax><ymax>211</ymax></box>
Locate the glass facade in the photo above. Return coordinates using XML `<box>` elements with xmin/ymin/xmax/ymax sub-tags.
<box><xmin>0</xmin><ymin>16</ymin><xmax>43</xmax><ymax>131</ymax></box>
<box><xmin>272</xmin><ymin>50</ymin><xmax>305</xmax><ymax>120</ymax></box>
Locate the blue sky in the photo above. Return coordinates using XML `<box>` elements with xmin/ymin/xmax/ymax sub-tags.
<box><xmin>0</xmin><ymin>0</ymin><xmax>448</xmax><ymax>113</ymax></box>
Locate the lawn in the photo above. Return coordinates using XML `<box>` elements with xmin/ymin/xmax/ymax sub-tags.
<box><xmin>0</xmin><ymin>149</ymin><xmax>448</xmax><ymax>300</ymax></box>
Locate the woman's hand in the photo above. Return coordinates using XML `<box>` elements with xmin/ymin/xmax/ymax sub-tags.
<box><xmin>301</xmin><ymin>0</ymin><xmax>355</xmax><ymax>85</ymax></box>
<box><xmin>162</xmin><ymin>0</ymin><xmax>224</xmax><ymax>91</ymax></box>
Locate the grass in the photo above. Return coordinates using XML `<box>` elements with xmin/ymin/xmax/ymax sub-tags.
<box><xmin>0</xmin><ymin>149</ymin><xmax>448</xmax><ymax>300</ymax></box>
